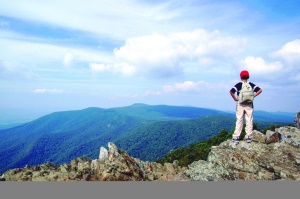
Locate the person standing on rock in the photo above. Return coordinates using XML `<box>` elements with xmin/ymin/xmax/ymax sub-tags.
<box><xmin>230</xmin><ymin>70</ymin><xmax>262</xmax><ymax>143</ymax></box>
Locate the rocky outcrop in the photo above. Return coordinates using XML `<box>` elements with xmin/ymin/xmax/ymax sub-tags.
<box><xmin>185</xmin><ymin>126</ymin><xmax>300</xmax><ymax>181</ymax></box>
<box><xmin>3</xmin><ymin>142</ymin><xmax>189</xmax><ymax>181</ymax></box>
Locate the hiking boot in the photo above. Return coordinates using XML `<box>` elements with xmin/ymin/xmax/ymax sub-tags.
<box><xmin>246</xmin><ymin>137</ymin><xmax>252</xmax><ymax>143</ymax></box>
<box><xmin>232</xmin><ymin>137</ymin><xmax>239</xmax><ymax>144</ymax></box>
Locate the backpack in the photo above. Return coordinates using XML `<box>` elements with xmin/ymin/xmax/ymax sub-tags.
<box><xmin>238</xmin><ymin>82</ymin><xmax>254</xmax><ymax>103</ymax></box>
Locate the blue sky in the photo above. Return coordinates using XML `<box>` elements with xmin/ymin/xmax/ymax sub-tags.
<box><xmin>1</xmin><ymin>0</ymin><xmax>300</xmax><ymax>122</ymax></box>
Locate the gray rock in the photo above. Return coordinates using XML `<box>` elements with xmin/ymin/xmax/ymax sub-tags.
<box><xmin>277</xmin><ymin>126</ymin><xmax>300</xmax><ymax>147</ymax></box>
<box><xmin>173</xmin><ymin>160</ymin><xmax>178</xmax><ymax>166</ymax></box>
<box><xmin>0</xmin><ymin>174</ymin><xmax>5</xmax><ymax>181</ymax></box>
<box><xmin>108</xmin><ymin>142</ymin><xmax>119</xmax><ymax>154</ymax></box>
<box><xmin>164</xmin><ymin>163</ymin><xmax>176</xmax><ymax>175</ymax></box>
<box><xmin>294</xmin><ymin>111</ymin><xmax>300</xmax><ymax>129</ymax></box>
<box><xmin>59</xmin><ymin>165</ymin><xmax>68</xmax><ymax>173</ymax></box>
<box><xmin>266</xmin><ymin>130</ymin><xmax>275</xmax><ymax>139</ymax></box>
<box><xmin>252</xmin><ymin>130</ymin><xmax>266</xmax><ymax>143</ymax></box>
<box><xmin>108</xmin><ymin>142</ymin><xmax>120</xmax><ymax>161</ymax></box>
<box><xmin>185</xmin><ymin>160</ymin><xmax>226</xmax><ymax>181</ymax></box>
<box><xmin>99</xmin><ymin>147</ymin><xmax>108</xmax><ymax>160</ymax></box>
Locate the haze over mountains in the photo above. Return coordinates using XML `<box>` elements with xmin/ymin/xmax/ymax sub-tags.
<box><xmin>0</xmin><ymin>104</ymin><xmax>294</xmax><ymax>174</ymax></box>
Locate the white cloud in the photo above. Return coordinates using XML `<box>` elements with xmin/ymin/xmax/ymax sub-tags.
<box><xmin>240</xmin><ymin>56</ymin><xmax>283</xmax><ymax>75</ymax></box>
<box><xmin>0</xmin><ymin>0</ymin><xmax>180</xmax><ymax>40</ymax></box>
<box><xmin>114</xmin><ymin>63</ymin><xmax>136</xmax><ymax>76</ymax></box>
<box><xmin>0</xmin><ymin>31</ymin><xmax>113</xmax><ymax>70</ymax></box>
<box><xmin>290</xmin><ymin>73</ymin><xmax>300</xmax><ymax>81</ymax></box>
<box><xmin>5</xmin><ymin>28</ymin><xmax>243</xmax><ymax>80</ymax></box>
<box><xmin>33</xmin><ymin>88</ymin><xmax>65</xmax><ymax>94</ymax></box>
<box><xmin>236</xmin><ymin>40</ymin><xmax>300</xmax><ymax>82</ymax></box>
<box><xmin>33</xmin><ymin>89</ymin><xmax>46</xmax><ymax>93</ymax></box>
<box><xmin>0</xmin><ymin>0</ymin><xmax>265</xmax><ymax>43</ymax></box>
<box><xmin>63</xmin><ymin>52</ymin><xmax>74</xmax><ymax>67</ymax></box>
<box><xmin>0</xmin><ymin>60</ymin><xmax>38</xmax><ymax>80</ymax></box>
<box><xmin>89</xmin><ymin>62</ymin><xmax>136</xmax><ymax>76</ymax></box>
<box><xmin>144</xmin><ymin>91</ymin><xmax>161</xmax><ymax>96</ymax></box>
<box><xmin>90</xmin><ymin>63</ymin><xmax>109</xmax><ymax>73</ymax></box>
<box><xmin>163</xmin><ymin>81</ymin><xmax>202</xmax><ymax>93</ymax></box>
<box><xmin>112</xmin><ymin>29</ymin><xmax>246</xmax><ymax>78</ymax></box>
<box><xmin>271</xmin><ymin>39</ymin><xmax>300</xmax><ymax>63</ymax></box>
<box><xmin>163</xmin><ymin>80</ymin><xmax>229</xmax><ymax>93</ymax></box>
<box><xmin>112</xmin><ymin>80</ymin><xmax>231</xmax><ymax>100</ymax></box>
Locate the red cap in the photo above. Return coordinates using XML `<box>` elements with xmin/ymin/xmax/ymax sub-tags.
<box><xmin>240</xmin><ymin>70</ymin><xmax>249</xmax><ymax>79</ymax></box>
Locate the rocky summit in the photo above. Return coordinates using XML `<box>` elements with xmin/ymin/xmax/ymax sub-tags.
<box><xmin>185</xmin><ymin>126</ymin><xmax>300</xmax><ymax>181</ymax></box>
<box><xmin>1</xmin><ymin>126</ymin><xmax>300</xmax><ymax>181</ymax></box>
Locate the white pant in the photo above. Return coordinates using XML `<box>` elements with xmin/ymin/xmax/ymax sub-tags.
<box><xmin>232</xmin><ymin>102</ymin><xmax>253</xmax><ymax>139</ymax></box>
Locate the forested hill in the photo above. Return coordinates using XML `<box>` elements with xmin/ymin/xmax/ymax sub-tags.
<box><xmin>0</xmin><ymin>107</ymin><xmax>145</xmax><ymax>174</ymax></box>
<box><xmin>115</xmin><ymin>115</ymin><xmax>237</xmax><ymax>161</ymax></box>
<box><xmin>0</xmin><ymin>104</ymin><xmax>292</xmax><ymax>174</ymax></box>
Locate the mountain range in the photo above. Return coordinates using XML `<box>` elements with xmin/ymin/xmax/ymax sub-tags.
<box><xmin>0</xmin><ymin>103</ymin><xmax>293</xmax><ymax>174</ymax></box>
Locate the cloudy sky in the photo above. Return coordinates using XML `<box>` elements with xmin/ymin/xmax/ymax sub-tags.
<box><xmin>1</xmin><ymin>0</ymin><xmax>300</xmax><ymax>121</ymax></box>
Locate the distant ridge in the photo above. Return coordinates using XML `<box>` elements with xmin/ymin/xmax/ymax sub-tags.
<box><xmin>0</xmin><ymin>123</ymin><xmax>24</xmax><ymax>130</ymax></box>
<box><xmin>110</xmin><ymin>103</ymin><xmax>230</xmax><ymax>121</ymax></box>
